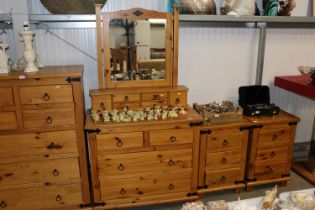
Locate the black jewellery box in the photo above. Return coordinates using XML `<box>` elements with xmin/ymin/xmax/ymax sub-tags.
<box><xmin>238</xmin><ymin>85</ymin><xmax>280</xmax><ymax>116</ymax></box>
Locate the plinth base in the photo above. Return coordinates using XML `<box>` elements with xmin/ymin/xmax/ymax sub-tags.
<box><xmin>292</xmin><ymin>160</ymin><xmax>315</xmax><ymax>185</ymax></box>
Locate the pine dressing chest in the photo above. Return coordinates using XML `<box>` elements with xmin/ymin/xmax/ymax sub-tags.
<box><xmin>0</xmin><ymin>65</ymin><xmax>89</xmax><ymax>210</ymax></box>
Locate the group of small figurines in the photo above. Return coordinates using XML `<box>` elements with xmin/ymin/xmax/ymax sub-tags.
<box><xmin>111</xmin><ymin>68</ymin><xmax>165</xmax><ymax>82</ymax></box>
<box><xmin>91</xmin><ymin>105</ymin><xmax>187</xmax><ymax>123</ymax></box>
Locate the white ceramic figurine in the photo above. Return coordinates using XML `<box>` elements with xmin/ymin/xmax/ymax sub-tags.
<box><xmin>0</xmin><ymin>43</ymin><xmax>9</xmax><ymax>73</ymax></box>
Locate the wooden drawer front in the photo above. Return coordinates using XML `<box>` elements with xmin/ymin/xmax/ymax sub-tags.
<box><xmin>207</xmin><ymin>132</ymin><xmax>242</xmax><ymax>152</ymax></box>
<box><xmin>100</xmin><ymin>172</ymin><xmax>191</xmax><ymax>200</ymax></box>
<box><xmin>206</xmin><ymin>150</ymin><xmax>241</xmax><ymax>171</ymax></box>
<box><xmin>254</xmin><ymin>162</ymin><xmax>287</xmax><ymax>180</ymax></box>
<box><xmin>149</xmin><ymin>128</ymin><xmax>193</xmax><ymax>146</ymax></box>
<box><xmin>0</xmin><ymin>158</ymin><xmax>80</xmax><ymax>188</ymax></box>
<box><xmin>0</xmin><ymin>87</ymin><xmax>13</xmax><ymax>107</ymax></box>
<box><xmin>98</xmin><ymin>148</ymin><xmax>192</xmax><ymax>176</ymax></box>
<box><xmin>169</xmin><ymin>91</ymin><xmax>187</xmax><ymax>108</ymax></box>
<box><xmin>142</xmin><ymin>100</ymin><xmax>168</xmax><ymax>108</ymax></box>
<box><xmin>96</xmin><ymin>132</ymin><xmax>143</xmax><ymax>151</ymax></box>
<box><xmin>91</xmin><ymin>95</ymin><xmax>112</xmax><ymax>111</ymax></box>
<box><xmin>0</xmin><ymin>112</ymin><xmax>17</xmax><ymax>131</ymax></box>
<box><xmin>255</xmin><ymin>147</ymin><xmax>289</xmax><ymax>164</ymax></box>
<box><xmin>0</xmin><ymin>130</ymin><xmax>78</xmax><ymax>159</ymax></box>
<box><xmin>113</xmin><ymin>93</ymin><xmax>140</xmax><ymax>102</ymax></box>
<box><xmin>113</xmin><ymin>102</ymin><xmax>141</xmax><ymax>111</ymax></box>
<box><xmin>0</xmin><ymin>183</ymin><xmax>82</xmax><ymax>210</ymax></box>
<box><xmin>257</xmin><ymin>127</ymin><xmax>291</xmax><ymax>148</ymax></box>
<box><xmin>19</xmin><ymin>85</ymin><xmax>73</xmax><ymax>104</ymax></box>
<box><xmin>205</xmin><ymin>168</ymin><xmax>242</xmax><ymax>186</ymax></box>
<box><xmin>22</xmin><ymin>108</ymin><xmax>75</xmax><ymax>129</ymax></box>
<box><xmin>142</xmin><ymin>92</ymin><xmax>168</xmax><ymax>101</ymax></box>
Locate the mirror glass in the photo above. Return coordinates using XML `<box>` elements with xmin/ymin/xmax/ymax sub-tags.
<box><xmin>109</xmin><ymin>18</ymin><xmax>166</xmax><ymax>82</ymax></box>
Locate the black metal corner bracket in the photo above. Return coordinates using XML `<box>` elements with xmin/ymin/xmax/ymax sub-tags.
<box><xmin>197</xmin><ymin>185</ymin><xmax>208</xmax><ymax>190</ymax></box>
<box><xmin>288</xmin><ymin>122</ymin><xmax>298</xmax><ymax>126</ymax></box>
<box><xmin>251</xmin><ymin>124</ymin><xmax>263</xmax><ymax>129</ymax></box>
<box><xmin>79</xmin><ymin>202</ymin><xmax>106</xmax><ymax>208</ymax></box>
<box><xmin>240</xmin><ymin>126</ymin><xmax>251</xmax><ymax>131</ymax></box>
<box><xmin>65</xmin><ymin>77</ymin><xmax>81</xmax><ymax>83</ymax></box>
<box><xmin>186</xmin><ymin>192</ymin><xmax>198</xmax><ymax>197</ymax></box>
<box><xmin>189</xmin><ymin>121</ymin><xmax>203</xmax><ymax>127</ymax></box>
<box><xmin>85</xmin><ymin>128</ymin><xmax>102</xmax><ymax>134</ymax></box>
<box><xmin>200</xmin><ymin>129</ymin><xmax>212</xmax><ymax>135</ymax></box>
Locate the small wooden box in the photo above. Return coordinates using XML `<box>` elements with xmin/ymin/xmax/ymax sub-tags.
<box><xmin>193</xmin><ymin>103</ymin><xmax>242</xmax><ymax>124</ymax></box>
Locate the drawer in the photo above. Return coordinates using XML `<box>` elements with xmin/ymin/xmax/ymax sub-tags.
<box><xmin>0</xmin><ymin>130</ymin><xmax>78</xmax><ymax>159</ymax></box>
<box><xmin>97</xmin><ymin>148</ymin><xmax>192</xmax><ymax>176</ymax></box>
<box><xmin>255</xmin><ymin>147</ymin><xmax>288</xmax><ymax>164</ymax></box>
<box><xmin>19</xmin><ymin>85</ymin><xmax>73</xmax><ymax>105</ymax></box>
<box><xmin>207</xmin><ymin>132</ymin><xmax>242</xmax><ymax>152</ymax></box>
<box><xmin>0</xmin><ymin>112</ymin><xmax>17</xmax><ymax>131</ymax></box>
<box><xmin>169</xmin><ymin>91</ymin><xmax>187</xmax><ymax>108</ymax></box>
<box><xmin>206</xmin><ymin>150</ymin><xmax>241</xmax><ymax>171</ymax></box>
<box><xmin>142</xmin><ymin>92</ymin><xmax>168</xmax><ymax>101</ymax></box>
<box><xmin>96</xmin><ymin>132</ymin><xmax>143</xmax><ymax>151</ymax></box>
<box><xmin>257</xmin><ymin>127</ymin><xmax>291</xmax><ymax>148</ymax></box>
<box><xmin>113</xmin><ymin>102</ymin><xmax>141</xmax><ymax>111</ymax></box>
<box><xmin>142</xmin><ymin>100</ymin><xmax>168</xmax><ymax>108</ymax></box>
<box><xmin>0</xmin><ymin>183</ymin><xmax>82</xmax><ymax>210</ymax></box>
<box><xmin>0</xmin><ymin>87</ymin><xmax>13</xmax><ymax>106</ymax></box>
<box><xmin>205</xmin><ymin>168</ymin><xmax>242</xmax><ymax>186</ymax></box>
<box><xmin>0</xmin><ymin>158</ymin><xmax>80</xmax><ymax>188</ymax></box>
<box><xmin>254</xmin><ymin>162</ymin><xmax>287</xmax><ymax>180</ymax></box>
<box><xmin>22</xmin><ymin>108</ymin><xmax>75</xmax><ymax>129</ymax></box>
<box><xmin>100</xmin><ymin>172</ymin><xmax>191</xmax><ymax>200</ymax></box>
<box><xmin>91</xmin><ymin>95</ymin><xmax>112</xmax><ymax>111</ymax></box>
<box><xmin>149</xmin><ymin>128</ymin><xmax>193</xmax><ymax>146</ymax></box>
<box><xmin>113</xmin><ymin>93</ymin><xmax>140</xmax><ymax>102</ymax></box>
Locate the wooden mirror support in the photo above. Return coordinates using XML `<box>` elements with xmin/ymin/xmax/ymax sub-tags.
<box><xmin>95</xmin><ymin>6</ymin><xmax>179</xmax><ymax>89</ymax></box>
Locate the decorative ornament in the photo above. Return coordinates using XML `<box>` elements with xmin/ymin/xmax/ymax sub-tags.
<box><xmin>0</xmin><ymin>43</ymin><xmax>9</xmax><ymax>73</ymax></box>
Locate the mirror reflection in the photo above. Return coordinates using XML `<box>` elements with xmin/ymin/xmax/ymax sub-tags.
<box><xmin>109</xmin><ymin>18</ymin><xmax>166</xmax><ymax>82</ymax></box>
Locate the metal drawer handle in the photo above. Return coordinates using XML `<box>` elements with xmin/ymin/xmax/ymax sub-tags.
<box><xmin>270</xmin><ymin>151</ymin><xmax>276</xmax><ymax>157</ymax></box>
<box><xmin>46</xmin><ymin>116</ymin><xmax>53</xmax><ymax>124</ymax></box>
<box><xmin>118</xmin><ymin>164</ymin><xmax>125</xmax><ymax>171</ymax></box>
<box><xmin>55</xmin><ymin>195</ymin><xmax>62</xmax><ymax>202</ymax></box>
<box><xmin>0</xmin><ymin>201</ymin><xmax>7</xmax><ymax>208</ymax></box>
<box><xmin>53</xmin><ymin>169</ymin><xmax>59</xmax><ymax>176</ymax></box>
<box><xmin>272</xmin><ymin>134</ymin><xmax>278</xmax><ymax>141</ymax></box>
<box><xmin>221</xmin><ymin>158</ymin><xmax>227</xmax><ymax>164</ymax></box>
<box><xmin>43</xmin><ymin>93</ymin><xmax>50</xmax><ymax>101</ymax></box>
<box><xmin>168</xmin><ymin>159</ymin><xmax>175</xmax><ymax>166</ymax></box>
<box><xmin>220</xmin><ymin>176</ymin><xmax>227</xmax><ymax>182</ymax></box>
<box><xmin>168</xmin><ymin>183</ymin><xmax>175</xmax><ymax>190</ymax></box>
<box><xmin>116</xmin><ymin>138</ymin><xmax>123</xmax><ymax>147</ymax></box>
<box><xmin>222</xmin><ymin>139</ymin><xmax>229</xmax><ymax>146</ymax></box>
<box><xmin>170</xmin><ymin>136</ymin><xmax>176</xmax><ymax>142</ymax></box>
<box><xmin>100</xmin><ymin>102</ymin><xmax>105</xmax><ymax>109</ymax></box>
<box><xmin>124</xmin><ymin>96</ymin><xmax>129</xmax><ymax>102</ymax></box>
<box><xmin>120</xmin><ymin>188</ymin><xmax>126</xmax><ymax>195</ymax></box>
<box><xmin>175</xmin><ymin>98</ymin><xmax>180</xmax><ymax>104</ymax></box>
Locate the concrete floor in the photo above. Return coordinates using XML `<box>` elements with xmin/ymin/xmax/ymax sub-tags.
<box><xmin>122</xmin><ymin>172</ymin><xmax>314</xmax><ymax>210</ymax></box>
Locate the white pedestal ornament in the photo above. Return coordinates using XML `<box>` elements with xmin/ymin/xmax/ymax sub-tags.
<box><xmin>19</xmin><ymin>27</ymin><xmax>38</xmax><ymax>72</ymax></box>
<box><xmin>0</xmin><ymin>43</ymin><xmax>9</xmax><ymax>73</ymax></box>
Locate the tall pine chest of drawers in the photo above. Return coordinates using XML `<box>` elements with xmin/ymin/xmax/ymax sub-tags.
<box><xmin>0</xmin><ymin>65</ymin><xmax>89</xmax><ymax>210</ymax></box>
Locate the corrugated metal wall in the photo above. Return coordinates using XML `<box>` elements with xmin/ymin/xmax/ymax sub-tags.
<box><xmin>2</xmin><ymin>0</ymin><xmax>315</xmax><ymax>143</ymax></box>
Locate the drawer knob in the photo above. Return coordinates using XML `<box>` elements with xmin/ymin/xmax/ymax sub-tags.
<box><xmin>220</xmin><ymin>176</ymin><xmax>227</xmax><ymax>182</ymax></box>
<box><xmin>169</xmin><ymin>136</ymin><xmax>176</xmax><ymax>142</ymax></box>
<box><xmin>168</xmin><ymin>183</ymin><xmax>175</xmax><ymax>190</ymax></box>
<box><xmin>153</xmin><ymin>94</ymin><xmax>160</xmax><ymax>100</ymax></box>
<box><xmin>0</xmin><ymin>201</ymin><xmax>7</xmax><ymax>208</ymax></box>
<box><xmin>124</xmin><ymin>96</ymin><xmax>129</xmax><ymax>102</ymax></box>
<box><xmin>53</xmin><ymin>169</ymin><xmax>59</xmax><ymax>176</ymax></box>
<box><xmin>272</xmin><ymin>134</ymin><xmax>278</xmax><ymax>141</ymax></box>
<box><xmin>43</xmin><ymin>93</ymin><xmax>50</xmax><ymax>101</ymax></box>
<box><xmin>116</xmin><ymin>139</ymin><xmax>123</xmax><ymax>147</ymax></box>
<box><xmin>47</xmin><ymin>142</ymin><xmax>62</xmax><ymax>150</ymax></box>
<box><xmin>222</xmin><ymin>139</ymin><xmax>229</xmax><ymax>146</ymax></box>
<box><xmin>266</xmin><ymin>167</ymin><xmax>274</xmax><ymax>174</ymax></box>
<box><xmin>175</xmin><ymin>98</ymin><xmax>180</xmax><ymax>104</ymax></box>
<box><xmin>120</xmin><ymin>188</ymin><xmax>126</xmax><ymax>195</ymax></box>
<box><xmin>168</xmin><ymin>159</ymin><xmax>175</xmax><ymax>166</ymax></box>
<box><xmin>118</xmin><ymin>164</ymin><xmax>125</xmax><ymax>171</ymax></box>
<box><xmin>221</xmin><ymin>158</ymin><xmax>227</xmax><ymax>164</ymax></box>
<box><xmin>100</xmin><ymin>102</ymin><xmax>105</xmax><ymax>109</ymax></box>
<box><xmin>270</xmin><ymin>151</ymin><xmax>276</xmax><ymax>157</ymax></box>
<box><xmin>46</xmin><ymin>116</ymin><xmax>53</xmax><ymax>124</ymax></box>
<box><xmin>55</xmin><ymin>195</ymin><xmax>62</xmax><ymax>202</ymax></box>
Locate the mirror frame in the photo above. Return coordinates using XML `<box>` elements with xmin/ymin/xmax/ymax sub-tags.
<box><xmin>96</xmin><ymin>7</ymin><xmax>175</xmax><ymax>89</ymax></box>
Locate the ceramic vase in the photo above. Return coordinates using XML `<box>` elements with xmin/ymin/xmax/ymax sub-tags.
<box><xmin>0</xmin><ymin>43</ymin><xmax>9</xmax><ymax>73</ymax></box>
<box><xmin>19</xmin><ymin>30</ymin><xmax>38</xmax><ymax>72</ymax></box>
